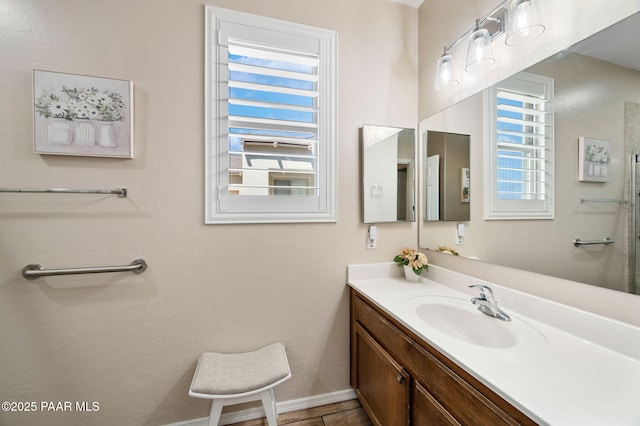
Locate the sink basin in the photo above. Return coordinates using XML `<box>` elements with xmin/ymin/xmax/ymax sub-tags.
<box><xmin>406</xmin><ymin>296</ymin><xmax>546</xmax><ymax>349</ymax></box>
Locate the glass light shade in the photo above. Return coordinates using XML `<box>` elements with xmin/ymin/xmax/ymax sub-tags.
<box><xmin>505</xmin><ymin>0</ymin><xmax>545</xmax><ymax>46</ymax></box>
<box><xmin>434</xmin><ymin>53</ymin><xmax>459</xmax><ymax>91</ymax></box>
<box><xmin>465</xmin><ymin>27</ymin><xmax>495</xmax><ymax>72</ymax></box>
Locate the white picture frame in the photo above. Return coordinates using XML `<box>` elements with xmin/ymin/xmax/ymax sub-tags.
<box><xmin>578</xmin><ymin>137</ymin><xmax>610</xmax><ymax>182</ymax></box>
<box><xmin>33</xmin><ymin>70</ymin><xmax>134</xmax><ymax>158</ymax></box>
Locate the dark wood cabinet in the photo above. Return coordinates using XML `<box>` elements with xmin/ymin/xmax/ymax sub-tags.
<box><xmin>412</xmin><ymin>381</ymin><xmax>460</xmax><ymax>426</ymax></box>
<box><xmin>350</xmin><ymin>288</ymin><xmax>536</xmax><ymax>426</ymax></box>
<box><xmin>354</xmin><ymin>323</ymin><xmax>410</xmax><ymax>425</ymax></box>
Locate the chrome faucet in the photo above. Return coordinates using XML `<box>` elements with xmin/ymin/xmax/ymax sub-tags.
<box><xmin>468</xmin><ymin>285</ymin><xmax>511</xmax><ymax>321</ymax></box>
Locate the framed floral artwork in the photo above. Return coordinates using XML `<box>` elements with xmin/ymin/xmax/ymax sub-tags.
<box><xmin>578</xmin><ymin>137</ymin><xmax>610</xmax><ymax>182</ymax></box>
<box><xmin>33</xmin><ymin>70</ymin><xmax>134</xmax><ymax>158</ymax></box>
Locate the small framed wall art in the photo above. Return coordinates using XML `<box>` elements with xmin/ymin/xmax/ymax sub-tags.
<box><xmin>460</xmin><ymin>167</ymin><xmax>470</xmax><ymax>202</ymax></box>
<box><xmin>578</xmin><ymin>137</ymin><xmax>610</xmax><ymax>182</ymax></box>
<box><xmin>33</xmin><ymin>70</ymin><xmax>134</xmax><ymax>158</ymax></box>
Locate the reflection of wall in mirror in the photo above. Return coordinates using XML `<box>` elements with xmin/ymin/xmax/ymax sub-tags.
<box><xmin>397</xmin><ymin>131</ymin><xmax>416</xmax><ymax>221</ymax></box>
<box><xmin>364</xmin><ymin>133</ymin><xmax>398</xmax><ymax>222</ymax></box>
<box><xmin>419</xmin><ymin>91</ymin><xmax>482</xmax><ymax>255</ymax></box>
<box><xmin>426</xmin><ymin>154</ymin><xmax>440</xmax><ymax>220</ymax></box>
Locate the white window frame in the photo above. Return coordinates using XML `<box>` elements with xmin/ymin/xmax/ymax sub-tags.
<box><xmin>484</xmin><ymin>71</ymin><xmax>554</xmax><ymax>220</ymax></box>
<box><xmin>204</xmin><ymin>6</ymin><xmax>337</xmax><ymax>224</ymax></box>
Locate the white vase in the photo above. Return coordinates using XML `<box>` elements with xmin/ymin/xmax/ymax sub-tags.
<box><xmin>47</xmin><ymin>118</ymin><xmax>72</xmax><ymax>144</ymax></box>
<box><xmin>74</xmin><ymin>120</ymin><xmax>96</xmax><ymax>145</ymax></box>
<box><xmin>97</xmin><ymin>121</ymin><xmax>117</xmax><ymax>147</ymax></box>
<box><xmin>586</xmin><ymin>162</ymin><xmax>594</xmax><ymax>176</ymax></box>
<box><xmin>403</xmin><ymin>265</ymin><xmax>421</xmax><ymax>282</ymax></box>
<box><xmin>600</xmin><ymin>164</ymin><xmax>608</xmax><ymax>177</ymax></box>
<box><xmin>594</xmin><ymin>163</ymin><xmax>601</xmax><ymax>177</ymax></box>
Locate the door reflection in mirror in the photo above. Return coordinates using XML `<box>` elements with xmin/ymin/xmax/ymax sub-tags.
<box><xmin>425</xmin><ymin>131</ymin><xmax>470</xmax><ymax>221</ymax></box>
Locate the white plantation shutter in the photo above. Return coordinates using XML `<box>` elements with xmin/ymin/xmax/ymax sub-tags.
<box><xmin>485</xmin><ymin>72</ymin><xmax>554</xmax><ymax>219</ymax></box>
<box><xmin>205</xmin><ymin>7</ymin><xmax>337</xmax><ymax>224</ymax></box>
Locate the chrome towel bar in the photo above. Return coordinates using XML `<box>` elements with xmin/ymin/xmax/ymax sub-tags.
<box><xmin>0</xmin><ymin>188</ymin><xmax>127</xmax><ymax>197</ymax></box>
<box><xmin>579</xmin><ymin>197</ymin><xmax>627</xmax><ymax>204</ymax></box>
<box><xmin>22</xmin><ymin>258</ymin><xmax>147</xmax><ymax>280</ymax></box>
<box><xmin>573</xmin><ymin>237</ymin><xmax>614</xmax><ymax>247</ymax></box>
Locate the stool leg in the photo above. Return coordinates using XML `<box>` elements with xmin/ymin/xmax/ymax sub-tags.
<box><xmin>208</xmin><ymin>399</ymin><xmax>224</xmax><ymax>426</ymax></box>
<box><xmin>269</xmin><ymin>388</ymin><xmax>278</xmax><ymax>417</ymax></box>
<box><xmin>260</xmin><ymin>389</ymin><xmax>278</xmax><ymax>426</ymax></box>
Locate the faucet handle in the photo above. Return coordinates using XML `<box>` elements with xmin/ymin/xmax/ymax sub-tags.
<box><xmin>468</xmin><ymin>284</ymin><xmax>495</xmax><ymax>300</ymax></box>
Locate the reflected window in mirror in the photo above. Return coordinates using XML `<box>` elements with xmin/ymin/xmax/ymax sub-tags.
<box><xmin>485</xmin><ymin>71</ymin><xmax>554</xmax><ymax>220</ymax></box>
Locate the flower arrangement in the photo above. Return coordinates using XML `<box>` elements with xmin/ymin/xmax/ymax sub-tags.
<box><xmin>436</xmin><ymin>245</ymin><xmax>459</xmax><ymax>256</ymax></box>
<box><xmin>585</xmin><ymin>144</ymin><xmax>610</xmax><ymax>164</ymax></box>
<box><xmin>35</xmin><ymin>86</ymin><xmax>125</xmax><ymax>122</ymax></box>
<box><xmin>394</xmin><ymin>247</ymin><xmax>428</xmax><ymax>275</ymax></box>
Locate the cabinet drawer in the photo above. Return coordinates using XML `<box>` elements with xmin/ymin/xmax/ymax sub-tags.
<box><xmin>353</xmin><ymin>294</ymin><xmax>415</xmax><ymax>354</ymax></box>
<box><xmin>411</xmin><ymin>347</ymin><xmax>520</xmax><ymax>426</ymax></box>
<box><xmin>413</xmin><ymin>381</ymin><xmax>460</xmax><ymax>426</ymax></box>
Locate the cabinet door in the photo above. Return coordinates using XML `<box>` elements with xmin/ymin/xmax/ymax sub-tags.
<box><xmin>413</xmin><ymin>381</ymin><xmax>460</xmax><ymax>426</ymax></box>
<box><xmin>354</xmin><ymin>323</ymin><xmax>410</xmax><ymax>426</ymax></box>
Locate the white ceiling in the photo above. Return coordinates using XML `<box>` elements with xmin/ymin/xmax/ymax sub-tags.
<box><xmin>570</xmin><ymin>11</ymin><xmax>640</xmax><ymax>71</ymax></box>
<box><xmin>388</xmin><ymin>0</ymin><xmax>425</xmax><ymax>8</ymax></box>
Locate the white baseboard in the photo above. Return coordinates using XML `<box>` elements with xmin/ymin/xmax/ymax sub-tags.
<box><xmin>167</xmin><ymin>388</ymin><xmax>357</xmax><ymax>426</ymax></box>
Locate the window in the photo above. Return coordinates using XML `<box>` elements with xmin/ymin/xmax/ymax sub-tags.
<box><xmin>205</xmin><ymin>7</ymin><xmax>337</xmax><ymax>223</ymax></box>
<box><xmin>485</xmin><ymin>71</ymin><xmax>554</xmax><ymax>219</ymax></box>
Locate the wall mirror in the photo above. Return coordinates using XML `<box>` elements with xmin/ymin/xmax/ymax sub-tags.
<box><xmin>425</xmin><ymin>131</ymin><xmax>470</xmax><ymax>221</ymax></box>
<box><xmin>362</xmin><ymin>125</ymin><xmax>416</xmax><ymax>223</ymax></box>
<box><xmin>419</xmin><ymin>11</ymin><xmax>640</xmax><ymax>295</ymax></box>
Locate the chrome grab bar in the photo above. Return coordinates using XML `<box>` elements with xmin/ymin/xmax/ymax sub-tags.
<box><xmin>22</xmin><ymin>259</ymin><xmax>147</xmax><ymax>280</ymax></box>
<box><xmin>573</xmin><ymin>237</ymin><xmax>614</xmax><ymax>247</ymax></box>
<box><xmin>0</xmin><ymin>188</ymin><xmax>127</xmax><ymax>197</ymax></box>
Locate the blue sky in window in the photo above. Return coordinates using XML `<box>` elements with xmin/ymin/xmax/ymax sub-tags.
<box><xmin>230</xmin><ymin>54</ymin><xmax>314</xmax><ymax>74</ymax></box>
<box><xmin>229</xmin><ymin>53</ymin><xmax>315</xmax><ymax>123</ymax></box>
<box><xmin>228</xmin><ymin>53</ymin><xmax>317</xmax><ymax>152</ymax></box>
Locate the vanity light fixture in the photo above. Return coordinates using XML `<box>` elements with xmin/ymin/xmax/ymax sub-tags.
<box><xmin>434</xmin><ymin>47</ymin><xmax>459</xmax><ymax>91</ymax></box>
<box><xmin>433</xmin><ymin>0</ymin><xmax>545</xmax><ymax>91</ymax></box>
<box><xmin>465</xmin><ymin>19</ymin><xmax>496</xmax><ymax>72</ymax></box>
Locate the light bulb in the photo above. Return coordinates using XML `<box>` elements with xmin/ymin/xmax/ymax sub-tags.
<box><xmin>465</xmin><ymin>24</ymin><xmax>495</xmax><ymax>72</ymax></box>
<box><xmin>434</xmin><ymin>51</ymin><xmax>459</xmax><ymax>91</ymax></box>
<box><xmin>506</xmin><ymin>0</ymin><xmax>545</xmax><ymax>46</ymax></box>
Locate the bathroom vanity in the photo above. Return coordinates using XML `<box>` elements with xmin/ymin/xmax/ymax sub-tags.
<box><xmin>348</xmin><ymin>263</ymin><xmax>640</xmax><ymax>425</ymax></box>
<box><xmin>351</xmin><ymin>289</ymin><xmax>533</xmax><ymax>425</ymax></box>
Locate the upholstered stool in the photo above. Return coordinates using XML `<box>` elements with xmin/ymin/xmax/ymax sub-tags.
<box><xmin>189</xmin><ymin>343</ymin><xmax>291</xmax><ymax>426</ymax></box>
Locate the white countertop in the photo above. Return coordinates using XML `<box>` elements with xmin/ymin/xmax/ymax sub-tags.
<box><xmin>348</xmin><ymin>263</ymin><xmax>640</xmax><ymax>426</ymax></box>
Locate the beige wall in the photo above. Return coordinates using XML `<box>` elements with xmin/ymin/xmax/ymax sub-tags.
<box><xmin>0</xmin><ymin>1</ymin><xmax>418</xmax><ymax>425</ymax></box>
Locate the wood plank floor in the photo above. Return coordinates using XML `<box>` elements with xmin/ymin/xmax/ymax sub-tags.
<box><xmin>228</xmin><ymin>399</ymin><xmax>372</xmax><ymax>426</ymax></box>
